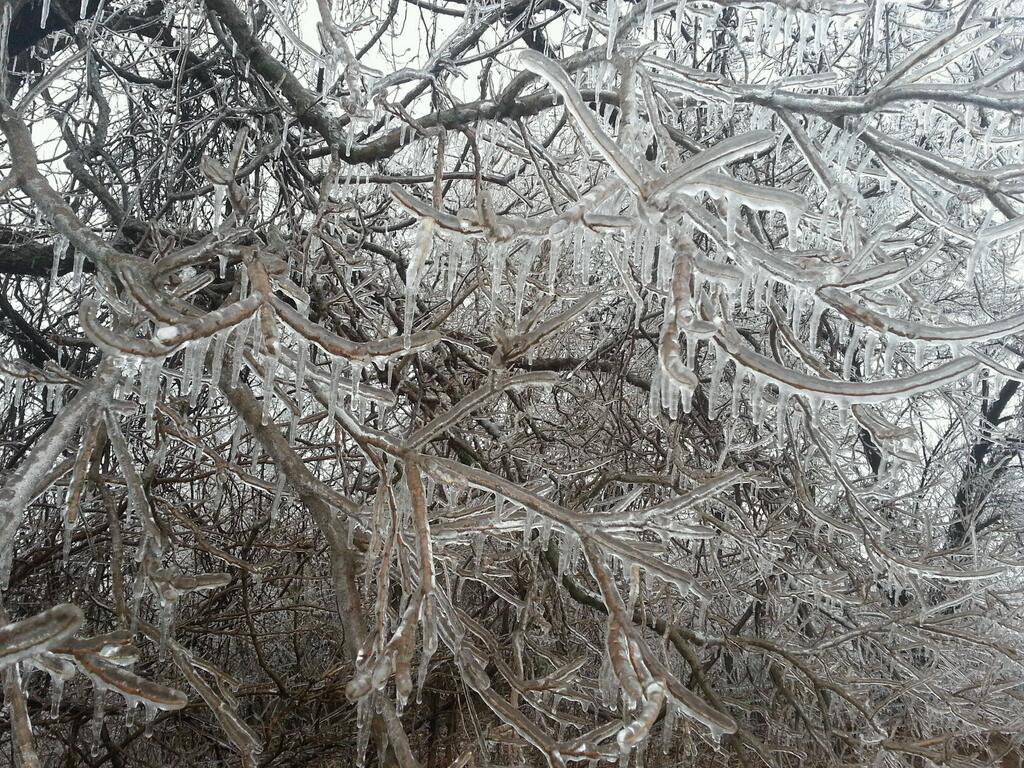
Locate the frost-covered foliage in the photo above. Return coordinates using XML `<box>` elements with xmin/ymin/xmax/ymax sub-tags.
<box><xmin>1</xmin><ymin>0</ymin><xmax>1024</xmax><ymax>765</ymax></box>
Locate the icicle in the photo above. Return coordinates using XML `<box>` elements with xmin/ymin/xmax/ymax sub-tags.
<box><xmin>738</xmin><ymin>269</ymin><xmax>751</xmax><ymax>312</ymax></box>
<box><xmin>227</xmin><ymin>322</ymin><xmax>247</xmax><ymax>388</ymax></box>
<box><xmin>159</xmin><ymin>599</ymin><xmax>175</xmax><ymax>651</ymax></box>
<box><xmin>862</xmin><ymin>332</ymin><xmax>878</xmax><ymax>378</ymax></box>
<box><xmin>209</xmin><ymin>332</ymin><xmax>228</xmax><ymax>392</ymax></box>
<box><xmin>252</xmin><ymin>428</ymin><xmax>264</xmax><ymax>469</ymax></box>
<box><xmin>627</xmin><ymin>563</ymin><xmax>641</xmax><ymax>616</ymax></box>
<box><xmin>754</xmin><ymin>5</ymin><xmax>770</xmax><ymax>44</ymax></box>
<box><xmin>750</xmin><ymin>380</ymin><xmax>767</xmax><ymax>427</ymax></box>
<box><xmin>62</xmin><ymin>511</ymin><xmax>76</xmax><ymax>563</ymax></box>
<box><xmin>707</xmin><ymin>722</ymin><xmax>724</xmax><ymax>746</ymax></box>
<box><xmin>725</xmin><ymin>194</ymin><xmax>738</xmax><ymax>244</ymax></box>
<box><xmin>268</xmin><ymin>475</ymin><xmax>286</xmax><ymax>521</ymax></box>
<box><xmin>835</xmin><ymin>403</ymin><xmax>851</xmax><ymax>434</ymax></box>
<box><xmin>657</xmin><ymin>235</ymin><xmax>673</xmax><ymax>292</ymax></box>
<box><xmin>582</xmin><ymin>232</ymin><xmax>595</xmax><ymax>285</ymax></box>
<box><xmin>523</xmin><ymin>505</ymin><xmax>536</xmax><ymax>542</ymax></box>
<box><xmin>218</xmin><ymin>253</ymin><xmax>228</xmax><ymax>280</ymax></box>
<box><xmin>808</xmin><ymin>301</ymin><xmax>825</xmax><ymax>348</ymax></box>
<box><xmin>50</xmin><ymin>676</ymin><xmax>64</xmax><ymax>718</ymax></box>
<box><xmin>406</xmin><ymin>222</ymin><xmax>432</xmax><ymax>347</ymax></box>
<box><xmin>730</xmin><ymin>371</ymin><xmax>745</xmax><ymax>421</ymax></box>
<box><xmin>350</xmin><ymin>362</ymin><xmax>363</xmax><ymax>410</ymax></box>
<box><xmin>539</xmin><ymin>517</ymin><xmax>554</xmax><ymax>550</ymax></box>
<box><xmin>708</xmin><ymin>346</ymin><xmax>728</xmax><ymax>415</ymax></box>
<box><xmin>754</xmin><ymin>273</ymin><xmax>769</xmax><ymax>312</ymax></box>
<box><xmin>805</xmin><ymin>392</ymin><xmax>821</xmax><ymax>421</ymax></box>
<box><xmin>664</xmin><ymin>371</ymin><xmax>679</xmax><ymax>420</ymax></box>
<box><xmin>599</xmin><ymin>654</ymin><xmax>619</xmax><ymax>709</ymax></box>
<box><xmin>447</xmin><ymin>247</ymin><xmax>461</xmax><ymax>297</ymax></box>
<box><xmin>795</xmin><ymin>11</ymin><xmax>809</xmax><ymax>65</ymax></box>
<box><xmin>144</xmin><ymin>704</ymin><xmax>157</xmax><ymax>738</ymax></box>
<box><xmin>294</xmin><ymin>344</ymin><xmax>308</xmax><ymax>409</ymax></box>
<box><xmin>262</xmin><ymin>350</ymin><xmax>278</xmax><ymax>425</ymax></box>
<box><xmin>356</xmin><ymin>697</ymin><xmax>372</xmax><ymax>768</ymax></box>
<box><xmin>815</xmin><ymin>12</ymin><xmax>827</xmax><ymax>49</ymax></box>
<box><xmin>685</xmin><ymin>333</ymin><xmax>697</xmax><ymax>370</ymax></box>
<box><xmin>188</xmin><ymin>338</ymin><xmax>209</xmax><ymax>408</ymax></box>
<box><xmin>491</xmin><ymin>243</ymin><xmax>507</xmax><ymax>304</ymax></box>
<box><xmin>546</xmin><ymin>241</ymin><xmax>561</xmax><ymax>289</ymax></box>
<box><xmin>768</xmin><ymin>6</ymin><xmax>785</xmax><ymax>48</ymax></box>
<box><xmin>843</xmin><ymin>326</ymin><xmax>862</xmax><ymax>379</ymax></box>
<box><xmin>72</xmin><ymin>245</ymin><xmax>85</xmax><ymax>287</ymax></box>
<box><xmin>882</xmin><ymin>336</ymin><xmax>897</xmax><ymax>376</ymax></box>
<box><xmin>50</xmin><ymin>235</ymin><xmax>69</xmax><ymax>292</ymax></box>
<box><xmin>41</xmin><ymin>0</ymin><xmax>52</xmax><ymax>26</ymax></box>
<box><xmin>139</xmin><ymin>359</ymin><xmax>162</xmax><ymax>424</ymax></box>
<box><xmin>417</xmin><ymin>603</ymin><xmax>438</xmax><ymax>703</ymax></box>
<box><xmin>328</xmin><ymin>358</ymin><xmax>342</xmax><ymax>421</ymax></box>
<box><xmin>213</xmin><ymin>184</ymin><xmax>225</xmax><ymax>228</ymax></box>
<box><xmin>514</xmin><ymin>245</ymin><xmax>533</xmax><ymax>321</ymax></box>
<box><xmin>129</xmin><ymin>569</ymin><xmax>145</xmax><ymax>635</ymax></box>
<box><xmin>775</xmin><ymin>388</ymin><xmax>788</xmax><ymax>442</ymax></box>
<box><xmin>649</xmin><ymin>365</ymin><xmax>662</xmax><ymax>416</ymax></box>
<box><xmin>91</xmin><ymin>692</ymin><xmax>105</xmax><ymax>756</ymax></box>
<box><xmin>641</xmin><ymin>229</ymin><xmax>655</xmax><ymax>286</ymax></box>
<box><xmin>472</xmin><ymin>532</ymin><xmax>485</xmax><ymax>576</ymax></box>
<box><xmin>735</xmin><ymin>6</ymin><xmax>747</xmax><ymax>36</ymax></box>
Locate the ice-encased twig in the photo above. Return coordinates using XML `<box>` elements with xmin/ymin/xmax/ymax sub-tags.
<box><xmin>519</xmin><ymin>49</ymin><xmax>648</xmax><ymax>197</ymax></box>
<box><xmin>272</xmin><ymin>296</ymin><xmax>441</xmax><ymax>362</ymax></box>
<box><xmin>712</xmin><ymin>313</ymin><xmax>979</xmax><ymax>404</ymax></box>
<box><xmin>0</xmin><ymin>362</ymin><xmax>118</xmax><ymax>563</ymax></box>
<box><xmin>0</xmin><ymin>604</ymin><xmax>83</xmax><ymax>670</ymax></box>
<box><xmin>407</xmin><ymin>371</ymin><xmax>560</xmax><ymax>450</ymax></box>
<box><xmin>651</xmin><ymin>130</ymin><xmax>778</xmax><ymax>199</ymax></box>
<box><xmin>819</xmin><ymin>286</ymin><xmax>1024</xmax><ymax>344</ymax></box>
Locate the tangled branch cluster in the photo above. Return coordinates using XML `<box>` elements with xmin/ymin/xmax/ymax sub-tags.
<box><xmin>1</xmin><ymin>0</ymin><xmax>1024</xmax><ymax>765</ymax></box>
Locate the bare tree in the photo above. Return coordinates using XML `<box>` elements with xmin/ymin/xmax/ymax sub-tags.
<box><xmin>1</xmin><ymin>0</ymin><xmax>1023</xmax><ymax>765</ymax></box>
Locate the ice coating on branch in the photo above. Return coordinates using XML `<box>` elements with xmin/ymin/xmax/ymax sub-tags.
<box><xmin>74</xmin><ymin>651</ymin><xmax>188</xmax><ymax>714</ymax></box>
<box><xmin>272</xmin><ymin>297</ymin><xmax>440</xmax><ymax>362</ymax></box>
<box><xmin>819</xmin><ymin>286</ymin><xmax>1024</xmax><ymax>343</ymax></box>
<box><xmin>658</xmin><ymin>242</ymin><xmax>698</xmax><ymax>413</ymax></box>
<box><xmin>0</xmin><ymin>365</ymin><xmax>118</xmax><ymax>575</ymax></box>
<box><xmin>706</xmin><ymin>274</ymin><xmax>983</xmax><ymax>405</ymax></box>
<box><xmin>0</xmin><ymin>605</ymin><xmax>83</xmax><ymax>670</ymax></box>
<box><xmin>652</xmin><ymin>131</ymin><xmax>778</xmax><ymax>198</ymax></box>
<box><xmin>519</xmin><ymin>49</ymin><xmax>648</xmax><ymax>196</ymax></box>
